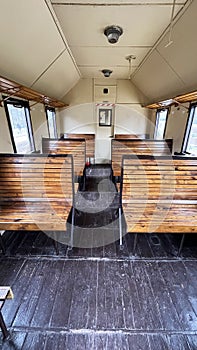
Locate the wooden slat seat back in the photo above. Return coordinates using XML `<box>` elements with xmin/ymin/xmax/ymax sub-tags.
<box><xmin>112</xmin><ymin>138</ymin><xmax>173</xmax><ymax>176</ymax></box>
<box><xmin>0</xmin><ymin>154</ymin><xmax>74</xmax><ymax>231</ymax></box>
<box><xmin>115</xmin><ymin>134</ymin><xmax>149</xmax><ymax>139</ymax></box>
<box><xmin>121</xmin><ymin>155</ymin><xmax>197</xmax><ymax>234</ymax></box>
<box><xmin>42</xmin><ymin>138</ymin><xmax>86</xmax><ymax>176</ymax></box>
<box><xmin>63</xmin><ymin>133</ymin><xmax>95</xmax><ymax>159</ymax></box>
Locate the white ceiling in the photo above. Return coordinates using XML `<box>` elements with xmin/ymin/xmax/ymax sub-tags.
<box><xmin>51</xmin><ymin>0</ymin><xmax>187</xmax><ymax>80</ymax></box>
<box><xmin>0</xmin><ymin>0</ymin><xmax>193</xmax><ymax>103</ymax></box>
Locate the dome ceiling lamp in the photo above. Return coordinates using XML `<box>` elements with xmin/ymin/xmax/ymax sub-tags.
<box><xmin>104</xmin><ymin>25</ymin><xmax>123</xmax><ymax>44</ymax></box>
<box><xmin>101</xmin><ymin>69</ymin><xmax>113</xmax><ymax>77</ymax></box>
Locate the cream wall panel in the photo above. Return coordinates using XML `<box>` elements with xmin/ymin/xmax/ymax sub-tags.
<box><xmin>63</xmin><ymin>79</ymin><xmax>93</xmax><ymax>105</ymax></box>
<box><xmin>157</xmin><ymin>0</ymin><xmax>197</xmax><ymax>89</ymax></box>
<box><xmin>0</xmin><ymin>0</ymin><xmax>65</xmax><ymax>86</ymax></box>
<box><xmin>132</xmin><ymin>1</ymin><xmax>196</xmax><ymax>102</ymax></box>
<box><xmin>0</xmin><ymin>104</ymin><xmax>13</xmax><ymax>153</ymax></box>
<box><xmin>32</xmin><ymin>51</ymin><xmax>80</xmax><ymax>99</ymax></box>
<box><xmin>165</xmin><ymin>105</ymin><xmax>188</xmax><ymax>153</ymax></box>
<box><xmin>71</xmin><ymin>46</ymin><xmax>149</xmax><ymax>67</ymax></box>
<box><xmin>114</xmin><ymin>104</ymin><xmax>152</xmax><ymax>136</ymax></box>
<box><xmin>31</xmin><ymin>104</ymin><xmax>49</xmax><ymax>152</ymax></box>
<box><xmin>132</xmin><ymin>50</ymin><xmax>185</xmax><ymax>102</ymax></box>
<box><xmin>116</xmin><ymin>80</ymin><xmax>147</xmax><ymax>104</ymax></box>
<box><xmin>59</xmin><ymin>103</ymin><xmax>96</xmax><ymax>134</ymax></box>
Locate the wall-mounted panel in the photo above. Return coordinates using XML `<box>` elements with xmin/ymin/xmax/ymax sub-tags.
<box><xmin>132</xmin><ymin>49</ymin><xmax>185</xmax><ymax>102</ymax></box>
<box><xmin>32</xmin><ymin>51</ymin><xmax>80</xmax><ymax>99</ymax></box>
<box><xmin>157</xmin><ymin>0</ymin><xmax>197</xmax><ymax>89</ymax></box>
<box><xmin>0</xmin><ymin>0</ymin><xmax>66</xmax><ymax>87</ymax></box>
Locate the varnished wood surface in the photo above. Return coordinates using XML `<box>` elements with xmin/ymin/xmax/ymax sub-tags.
<box><xmin>0</xmin><ymin>154</ymin><xmax>73</xmax><ymax>231</ymax></box>
<box><xmin>122</xmin><ymin>155</ymin><xmax>197</xmax><ymax>233</ymax></box>
<box><xmin>115</xmin><ymin>133</ymin><xmax>149</xmax><ymax>139</ymax></box>
<box><xmin>0</xmin><ymin>75</ymin><xmax>67</xmax><ymax>108</ymax></box>
<box><xmin>112</xmin><ymin>139</ymin><xmax>173</xmax><ymax>176</ymax></box>
<box><xmin>63</xmin><ymin>133</ymin><xmax>95</xmax><ymax>158</ymax></box>
<box><xmin>42</xmin><ymin>138</ymin><xmax>86</xmax><ymax>176</ymax></box>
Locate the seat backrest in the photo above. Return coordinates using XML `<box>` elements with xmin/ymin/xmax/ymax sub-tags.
<box><xmin>112</xmin><ymin>138</ymin><xmax>173</xmax><ymax>176</ymax></box>
<box><xmin>42</xmin><ymin>138</ymin><xmax>86</xmax><ymax>176</ymax></box>
<box><xmin>115</xmin><ymin>134</ymin><xmax>149</xmax><ymax>139</ymax></box>
<box><xmin>0</xmin><ymin>153</ymin><xmax>74</xmax><ymax>204</ymax></box>
<box><xmin>121</xmin><ymin>155</ymin><xmax>197</xmax><ymax>202</ymax></box>
<box><xmin>63</xmin><ymin>133</ymin><xmax>95</xmax><ymax>158</ymax></box>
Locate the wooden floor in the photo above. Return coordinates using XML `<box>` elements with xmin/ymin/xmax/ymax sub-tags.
<box><xmin>0</xmin><ymin>165</ymin><xmax>197</xmax><ymax>349</ymax></box>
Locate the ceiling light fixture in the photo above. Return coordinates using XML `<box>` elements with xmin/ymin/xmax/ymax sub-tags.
<box><xmin>101</xmin><ymin>69</ymin><xmax>113</xmax><ymax>77</ymax></box>
<box><xmin>104</xmin><ymin>25</ymin><xmax>123</xmax><ymax>44</ymax></box>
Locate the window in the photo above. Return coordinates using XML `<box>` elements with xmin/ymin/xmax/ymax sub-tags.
<box><xmin>4</xmin><ymin>98</ymin><xmax>35</xmax><ymax>153</ymax></box>
<box><xmin>45</xmin><ymin>107</ymin><xmax>57</xmax><ymax>138</ymax></box>
<box><xmin>182</xmin><ymin>103</ymin><xmax>197</xmax><ymax>155</ymax></box>
<box><xmin>154</xmin><ymin>109</ymin><xmax>168</xmax><ymax>139</ymax></box>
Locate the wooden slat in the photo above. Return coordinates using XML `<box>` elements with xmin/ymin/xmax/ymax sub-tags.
<box><xmin>112</xmin><ymin>139</ymin><xmax>173</xmax><ymax>176</ymax></box>
<box><xmin>0</xmin><ymin>154</ymin><xmax>74</xmax><ymax>232</ymax></box>
<box><xmin>115</xmin><ymin>134</ymin><xmax>149</xmax><ymax>139</ymax></box>
<box><xmin>42</xmin><ymin>138</ymin><xmax>85</xmax><ymax>176</ymax></box>
<box><xmin>0</xmin><ymin>75</ymin><xmax>67</xmax><ymax>108</ymax></box>
<box><xmin>63</xmin><ymin>133</ymin><xmax>95</xmax><ymax>158</ymax></box>
<box><xmin>121</xmin><ymin>155</ymin><xmax>197</xmax><ymax>234</ymax></box>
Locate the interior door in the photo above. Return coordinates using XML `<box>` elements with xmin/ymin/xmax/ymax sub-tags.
<box><xmin>95</xmin><ymin>105</ymin><xmax>114</xmax><ymax>164</ymax></box>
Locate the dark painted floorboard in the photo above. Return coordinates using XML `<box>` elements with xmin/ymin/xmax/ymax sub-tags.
<box><xmin>0</xmin><ymin>165</ymin><xmax>197</xmax><ymax>349</ymax></box>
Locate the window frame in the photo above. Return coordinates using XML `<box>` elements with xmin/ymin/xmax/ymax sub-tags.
<box><xmin>181</xmin><ymin>102</ymin><xmax>197</xmax><ymax>154</ymax></box>
<box><xmin>45</xmin><ymin>106</ymin><xmax>58</xmax><ymax>139</ymax></box>
<box><xmin>3</xmin><ymin>97</ymin><xmax>35</xmax><ymax>153</ymax></box>
<box><xmin>154</xmin><ymin>108</ymin><xmax>169</xmax><ymax>139</ymax></box>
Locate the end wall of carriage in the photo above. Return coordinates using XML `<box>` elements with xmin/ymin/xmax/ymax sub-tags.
<box><xmin>59</xmin><ymin>78</ymin><xmax>152</xmax><ymax>136</ymax></box>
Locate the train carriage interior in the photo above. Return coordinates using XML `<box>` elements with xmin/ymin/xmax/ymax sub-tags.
<box><xmin>0</xmin><ymin>0</ymin><xmax>197</xmax><ymax>349</ymax></box>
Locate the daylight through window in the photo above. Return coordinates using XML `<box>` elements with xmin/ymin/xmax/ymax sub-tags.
<box><xmin>4</xmin><ymin>98</ymin><xmax>35</xmax><ymax>153</ymax></box>
<box><xmin>154</xmin><ymin>109</ymin><xmax>168</xmax><ymax>139</ymax></box>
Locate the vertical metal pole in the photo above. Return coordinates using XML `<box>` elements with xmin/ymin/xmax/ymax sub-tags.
<box><xmin>133</xmin><ymin>233</ymin><xmax>138</xmax><ymax>254</ymax></box>
<box><xmin>53</xmin><ymin>232</ymin><xmax>59</xmax><ymax>255</ymax></box>
<box><xmin>177</xmin><ymin>233</ymin><xmax>185</xmax><ymax>257</ymax></box>
<box><xmin>0</xmin><ymin>311</ymin><xmax>9</xmax><ymax>340</ymax></box>
<box><xmin>119</xmin><ymin>207</ymin><xmax>122</xmax><ymax>246</ymax></box>
<box><xmin>70</xmin><ymin>207</ymin><xmax>75</xmax><ymax>249</ymax></box>
<box><xmin>0</xmin><ymin>235</ymin><xmax>6</xmax><ymax>254</ymax></box>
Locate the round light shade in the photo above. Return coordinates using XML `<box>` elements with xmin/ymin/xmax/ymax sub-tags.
<box><xmin>104</xmin><ymin>25</ymin><xmax>123</xmax><ymax>44</ymax></box>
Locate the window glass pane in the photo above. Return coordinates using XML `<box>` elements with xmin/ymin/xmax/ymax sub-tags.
<box><xmin>46</xmin><ymin>108</ymin><xmax>57</xmax><ymax>138</ymax></box>
<box><xmin>7</xmin><ymin>104</ymin><xmax>33</xmax><ymax>153</ymax></box>
<box><xmin>154</xmin><ymin>109</ymin><xmax>168</xmax><ymax>139</ymax></box>
<box><xmin>186</xmin><ymin>107</ymin><xmax>197</xmax><ymax>155</ymax></box>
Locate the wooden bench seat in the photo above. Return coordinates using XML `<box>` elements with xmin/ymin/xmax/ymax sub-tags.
<box><xmin>112</xmin><ymin>138</ymin><xmax>173</xmax><ymax>176</ymax></box>
<box><xmin>42</xmin><ymin>138</ymin><xmax>86</xmax><ymax>176</ymax></box>
<box><xmin>0</xmin><ymin>154</ymin><xmax>75</xmax><ymax>252</ymax></box>
<box><xmin>120</xmin><ymin>155</ymin><xmax>197</xmax><ymax>252</ymax></box>
<box><xmin>63</xmin><ymin>133</ymin><xmax>95</xmax><ymax>159</ymax></box>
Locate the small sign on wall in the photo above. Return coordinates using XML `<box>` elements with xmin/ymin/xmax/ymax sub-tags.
<box><xmin>99</xmin><ymin>108</ymin><xmax>112</xmax><ymax>127</ymax></box>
